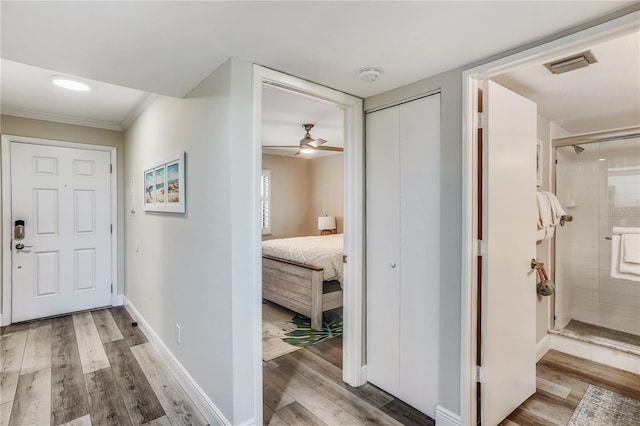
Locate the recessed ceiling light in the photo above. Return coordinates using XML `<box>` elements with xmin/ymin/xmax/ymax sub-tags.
<box><xmin>50</xmin><ymin>76</ymin><xmax>91</xmax><ymax>92</ymax></box>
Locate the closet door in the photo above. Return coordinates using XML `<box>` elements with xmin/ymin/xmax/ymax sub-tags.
<box><xmin>366</xmin><ymin>106</ymin><xmax>401</xmax><ymax>396</ymax></box>
<box><xmin>366</xmin><ymin>93</ymin><xmax>440</xmax><ymax>417</ymax></box>
<box><xmin>398</xmin><ymin>94</ymin><xmax>440</xmax><ymax>416</ymax></box>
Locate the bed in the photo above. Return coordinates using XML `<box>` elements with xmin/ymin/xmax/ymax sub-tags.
<box><xmin>262</xmin><ymin>234</ymin><xmax>343</xmax><ymax>330</ymax></box>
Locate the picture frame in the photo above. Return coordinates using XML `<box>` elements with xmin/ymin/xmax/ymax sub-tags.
<box><xmin>536</xmin><ymin>139</ymin><xmax>543</xmax><ymax>187</ymax></box>
<box><xmin>143</xmin><ymin>151</ymin><xmax>185</xmax><ymax>213</ymax></box>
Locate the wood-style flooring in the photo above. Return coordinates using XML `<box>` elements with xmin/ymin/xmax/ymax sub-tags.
<box><xmin>503</xmin><ymin>349</ymin><xmax>640</xmax><ymax>425</ymax></box>
<box><xmin>0</xmin><ymin>307</ymin><xmax>207</xmax><ymax>426</ymax></box>
<box><xmin>263</xmin><ymin>336</ymin><xmax>435</xmax><ymax>426</ymax></box>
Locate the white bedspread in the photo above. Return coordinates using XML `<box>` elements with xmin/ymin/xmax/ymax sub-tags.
<box><xmin>262</xmin><ymin>234</ymin><xmax>343</xmax><ymax>283</ymax></box>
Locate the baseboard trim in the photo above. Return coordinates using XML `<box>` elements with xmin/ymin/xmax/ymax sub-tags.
<box><xmin>536</xmin><ymin>334</ymin><xmax>551</xmax><ymax>362</ymax></box>
<box><xmin>113</xmin><ymin>294</ymin><xmax>124</xmax><ymax>306</ymax></box>
<box><xmin>435</xmin><ymin>405</ymin><xmax>462</xmax><ymax>426</ymax></box>
<box><xmin>123</xmin><ymin>297</ymin><xmax>231</xmax><ymax>426</ymax></box>
<box><xmin>360</xmin><ymin>365</ymin><xmax>368</xmax><ymax>383</ymax></box>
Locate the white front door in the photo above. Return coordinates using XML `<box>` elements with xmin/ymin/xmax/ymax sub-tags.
<box><xmin>481</xmin><ymin>80</ymin><xmax>537</xmax><ymax>425</ymax></box>
<box><xmin>11</xmin><ymin>142</ymin><xmax>112</xmax><ymax>323</ymax></box>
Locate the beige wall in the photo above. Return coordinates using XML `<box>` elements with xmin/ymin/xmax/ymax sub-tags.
<box><xmin>262</xmin><ymin>154</ymin><xmax>313</xmax><ymax>239</ymax></box>
<box><xmin>0</xmin><ymin>115</ymin><xmax>125</xmax><ymax>315</ymax></box>
<box><xmin>310</xmin><ymin>154</ymin><xmax>344</xmax><ymax>234</ymax></box>
<box><xmin>262</xmin><ymin>153</ymin><xmax>344</xmax><ymax>240</ymax></box>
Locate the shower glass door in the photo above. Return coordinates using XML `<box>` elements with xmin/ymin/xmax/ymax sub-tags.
<box><xmin>555</xmin><ymin>137</ymin><xmax>640</xmax><ymax>347</ymax></box>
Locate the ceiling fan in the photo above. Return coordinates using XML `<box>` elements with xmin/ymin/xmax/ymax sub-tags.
<box><xmin>269</xmin><ymin>124</ymin><xmax>344</xmax><ymax>155</ymax></box>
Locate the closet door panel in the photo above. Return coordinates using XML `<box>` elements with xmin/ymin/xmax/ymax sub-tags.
<box><xmin>399</xmin><ymin>94</ymin><xmax>441</xmax><ymax>417</ymax></box>
<box><xmin>366</xmin><ymin>106</ymin><xmax>401</xmax><ymax>395</ymax></box>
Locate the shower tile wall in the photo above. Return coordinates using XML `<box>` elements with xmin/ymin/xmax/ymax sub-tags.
<box><xmin>556</xmin><ymin>138</ymin><xmax>640</xmax><ymax>337</ymax></box>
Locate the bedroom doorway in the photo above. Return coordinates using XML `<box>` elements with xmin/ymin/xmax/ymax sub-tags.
<box><xmin>252</xmin><ymin>66</ymin><xmax>364</xmax><ymax>424</ymax></box>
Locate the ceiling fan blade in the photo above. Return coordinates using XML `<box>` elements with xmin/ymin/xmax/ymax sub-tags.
<box><xmin>309</xmin><ymin>138</ymin><xmax>328</xmax><ymax>148</ymax></box>
<box><xmin>315</xmin><ymin>146</ymin><xmax>343</xmax><ymax>152</ymax></box>
<box><xmin>263</xmin><ymin>145</ymin><xmax>299</xmax><ymax>148</ymax></box>
<box><xmin>294</xmin><ymin>150</ymin><xmax>301</xmax><ymax>156</ymax></box>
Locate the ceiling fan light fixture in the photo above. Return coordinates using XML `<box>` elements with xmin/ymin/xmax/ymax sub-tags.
<box><xmin>51</xmin><ymin>76</ymin><xmax>91</xmax><ymax>92</ymax></box>
<box><xmin>300</xmin><ymin>145</ymin><xmax>315</xmax><ymax>154</ymax></box>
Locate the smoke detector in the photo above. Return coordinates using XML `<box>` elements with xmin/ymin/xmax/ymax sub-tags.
<box><xmin>544</xmin><ymin>50</ymin><xmax>598</xmax><ymax>75</ymax></box>
<box><xmin>358</xmin><ymin>68</ymin><xmax>381</xmax><ymax>82</ymax></box>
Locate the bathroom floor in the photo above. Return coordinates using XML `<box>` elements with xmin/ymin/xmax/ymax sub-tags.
<box><xmin>564</xmin><ymin>319</ymin><xmax>640</xmax><ymax>351</ymax></box>
<box><xmin>504</xmin><ymin>349</ymin><xmax>640</xmax><ymax>425</ymax></box>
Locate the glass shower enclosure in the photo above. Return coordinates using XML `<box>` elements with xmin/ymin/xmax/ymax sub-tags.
<box><xmin>554</xmin><ymin>134</ymin><xmax>640</xmax><ymax>350</ymax></box>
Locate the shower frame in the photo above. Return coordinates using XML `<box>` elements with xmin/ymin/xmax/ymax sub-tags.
<box><xmin>551</xmin><ymin>125</ymin><xmax>640</xmax><ymax>333</ymax></box>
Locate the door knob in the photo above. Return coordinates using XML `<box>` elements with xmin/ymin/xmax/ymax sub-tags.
<box><xmin>15</xmin><ymin>243</ymin><xmax>32</xmax><ymax>250</ymax></box>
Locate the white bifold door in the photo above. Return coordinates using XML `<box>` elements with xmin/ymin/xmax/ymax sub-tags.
<box><xmin>11</xmin><ymin>142</ymin><xmax>112</xmax><ymax>323</ymax></box>
<box><xmin>366</xmin><ymin>93</ymin><xmax>440</xmax><ymax>418</ymax></box>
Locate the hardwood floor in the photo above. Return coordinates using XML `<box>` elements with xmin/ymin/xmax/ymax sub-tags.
<box><xmin>0</xmin><ymin>307</ymin><xmax>207</xmax><ymax>426</ymax></box>
<box><xmin>563</xmin><ymin>319</ymin><xmax>640</xmax><ymax>350</ymax></box>
<box><xmin>263</xmin><ymin>336</ymin><xmax>435</xmax><ymax>426</ymax></box>
<box><xmin>504</xmin><ymin>349</ymin><xmax>640</xmax><ymax>425</ymax></box>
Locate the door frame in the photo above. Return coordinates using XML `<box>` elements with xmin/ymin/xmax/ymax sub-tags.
<box><xmin>460</xmin><ymin>10</ymin><xmax>640</xmax><ymax>425</ymax></box>
<box><xmin>252</xmin><ymin>66</ymin><xmax>364</xmax><ymax>423</ymax></box>
<box><xmin>1</xmin><ymin>135</ymin><xmax>119</xmax><ymax>326</ymax></box>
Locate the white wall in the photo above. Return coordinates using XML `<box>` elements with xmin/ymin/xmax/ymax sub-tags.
<box><xmin>0</xmin><ymin>115</ymin><xmax>125</xmax><ymax>313</ymax></box>
<box><xmin>124</xmin><ymin>58</ymin><xmax>256</xmax><ymax>424</ymax></box>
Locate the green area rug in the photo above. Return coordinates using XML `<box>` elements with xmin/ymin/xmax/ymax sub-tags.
<box><xmin>262</xmin><ymin>301</ymin><xmax>342</xmax><ymax>361</ymax></box>
<box><xmin>282</xmin><ymin>312</ymin><xmax>343</xmax><ymax>347</ymax></box>
<box><xmin>568</xmin><ymin>385</ymin><xmax>640</xmax><ymax>426</ymax></box>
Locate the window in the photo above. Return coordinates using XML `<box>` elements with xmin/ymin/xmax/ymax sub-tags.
<box><xmin>261</xmin><ymin>169</ymin><xmax>271</xmax><ymax>235</ymax></box>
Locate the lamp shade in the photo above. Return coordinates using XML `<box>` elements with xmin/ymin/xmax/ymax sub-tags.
<box><xmin>318</xmin><ymin>216</ymin><xmax>336</xmax><ymax>231</ymax></box>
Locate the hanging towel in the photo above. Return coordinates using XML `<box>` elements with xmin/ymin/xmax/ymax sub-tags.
<box><xmin>543</xmin><ymin>191</ymin><xmax>567</xmax><ymax>227</ymax></box>
<box><xmin>623</xmin><ymin>233</ymin><xmax>640</xmax><ymax>264</ymax></box>
<box><xmin>611</xmin><ymin>227</ymin><xmax>640</xmax><ymax>281</ymax></box>
<box><xmin>536</xmin><ymin>192</ymin><xmax>551</xmax><ymax>230</ymax></box>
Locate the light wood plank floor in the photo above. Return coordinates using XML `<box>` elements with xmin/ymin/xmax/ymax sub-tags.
<box><xmin>263</xmin><ymin>336</ymin><xmax>435</xmax><ymax>426</ymax></box>
<box><xmin>503</xmin><ymin>349</ymin><xmax>640</xmax><ymax>425</ymax></box>
<box><xmin>0</xmin><ymin>307</ymin><xmax>207</xmax><ymax>426</ymax></box>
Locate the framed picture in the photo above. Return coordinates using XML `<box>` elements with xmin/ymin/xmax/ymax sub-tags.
<box><xmin>143</xmin><ymin>152</ymin><xmax>185</xmax><ymax>213</ymax></box>
<box><xmin>536</xmin><ymin>139</ymin><xmax>543</xmax><ymax>187</ymax></box>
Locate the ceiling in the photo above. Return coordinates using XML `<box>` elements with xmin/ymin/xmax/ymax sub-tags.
<box><xmin>262</xmin><ymin>86</ymin><xmax>343</xmax><ymax>158</ymax></box>
<box><xmin>493</xmin><ymin>31</ymin><xmax>640</xmax><ymax>134</ymax></box>
<box><xmin>0</xmin><ymin>1</ymin><xmax>636</xmax><ymax>133</ymax></box>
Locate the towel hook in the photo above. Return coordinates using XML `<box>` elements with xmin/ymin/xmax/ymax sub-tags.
<box><xmin>531</xmin><ymin>259</ymin><xmax>544</xmax><ymax>271</ymax></box>
<box><xmin>560</xmin><ymin>215</ymin><xmax>573</xmax><ymax>226</ymax></box>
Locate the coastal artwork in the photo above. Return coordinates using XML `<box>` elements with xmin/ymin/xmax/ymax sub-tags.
<box><xmin>155</xmin><ymin>166</ymin><xmax>165</xmax><ymax>203</ymax></box>
<box><xmin>144</xmin><ymin>170</ymin><xmax>155</xmax><ymax>205</ymax></box>
<box><xmin>143</xmin><ymin>151</ymin><xmax>185</xmax><ymax>213</ymax></box>
<box><xmin>166</xmin><ymin>161</ymin><xmax>180</xmax><ymax>204</ymax></box>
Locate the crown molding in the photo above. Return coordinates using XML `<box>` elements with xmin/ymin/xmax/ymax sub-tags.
<box><xmin>120</xmin><ymin>92</ymin><xmax>158</xmax><ymax>130</ymax></box>
<box><xmin>1</xmin><ymin>108</ymin><xmax>123</xmax><ymax>131</ymax></box>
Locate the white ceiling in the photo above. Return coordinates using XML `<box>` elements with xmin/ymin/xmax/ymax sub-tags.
<box><xmin>493</xmin><ymin>31</ymin><xmax>640</xmax><ymax>134</ymax></box>
<box><xmin>0</xmin><ymin>2</ymin><xmax>636</xmax><ymax>133</ymax></box>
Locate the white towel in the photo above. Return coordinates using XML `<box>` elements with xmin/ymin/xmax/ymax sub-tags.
<box><xmin>611</xmin><ymin>234</ymin><xmax>640</xmax><ymax>281</ymax></box>
<box><xmin>623</xmin><ymin>234</ymin><xmax>640</xmax><ymax>264</ymax></box>
<box><xmin>536</xmin><ymin>192</ymin><xmax>551</xmax><ymax>230</ymax></box>
<box><xmin>543</xmin><ymin>191</ymin><xmax>567</xmax><ymax>227</ymax></box>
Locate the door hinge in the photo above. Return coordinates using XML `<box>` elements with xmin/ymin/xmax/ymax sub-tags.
<box><xmin>476</xmin><ymin>365</ymin><xmax>483</xmax><ymax>383</ymax></box>
<box><xmin>477</xmin><ymin>112</ymin><xmax>486</xmax><ymax>129</ymax></box>
<box><xmin>476</xmin><ymin>239</ymin><xmax>486</xmax><ymax>256</ymax></box>
<box><xmin>110</xmin><ymin>164</ymin><xmax>113</xmax><ymax>174</ymax></box>
<box><xmin>110</xmin><ymin>224</ymin><xmax>113</xmax><ymax>234</ymax></box>
<box><xmin>343</xmin><ymin>255</ymin><xmax>347</xmax><ymax>264</ymax></box>
<box><xmin>110</xmin><ymin>283</ymin><xmax>113</xmax><ymax>294</ymax></box>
